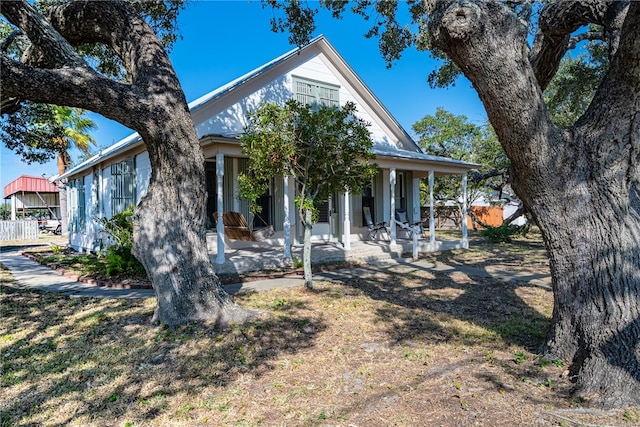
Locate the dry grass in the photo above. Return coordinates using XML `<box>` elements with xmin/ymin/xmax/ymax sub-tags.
<box><xmin>1</xmin><ymin>230</ymin><xmax>639</xmax><ymax>426</ymax></box>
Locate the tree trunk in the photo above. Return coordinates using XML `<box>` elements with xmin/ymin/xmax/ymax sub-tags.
<box><xmin>542</xmin><ymin>189</ymin><xmax>640</xmax><ymax>406</ymax></box>
<box><xmin>57</xmin><ymin>151</ymin><xmax>68</xmax><ymax>233</ymax></box>
<box><xmin>132</xmin><ymin>111</ymin><xmax>255</xmax><ymax>326</ymax></box>
<box><xmin>302</xmin><ymin>207</ymin><xmax>314</xmax><ymax>289</ymax></box>
<box><xmin>0</xmin><ymin>0</ymin><xmax>254</xmax><ymax>327</ymax></box>
<box><xmin>426</xmin><ymin>0</ymin><xmax>640</xmax><ymax>406</ymax></box>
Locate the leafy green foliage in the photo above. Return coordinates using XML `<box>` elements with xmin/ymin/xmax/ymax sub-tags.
<box><xmin>481</xmin><ymin>223</ymin><xmax>530</xmax><ymax>243</ymax></box>
<box><xmin>413</xmin><ymin>107</ymin><xmax>480</xmax><ymax>160</ymax></box>
<box><xmin>413</xmin><ymin>107</ymin><xmax>507</xmax><ymax>206</ymax></box>
<box><xmin>240</xmin><ymin>99</ymin><xmax>376</xmax><ymax>287</ymax></box>
<box><xmin>97</xmin><ymin>207</ymin><xmax>145</xmax><ymax>277</ymax></box>
<box><xmin>0</xmin><ymin>203</ymin><xmax>10</xmax><ymax>220</ymax></box>
<box><xmin>264</xmin><ymin>0</ymin><xmax>426</xmax><ymax>66</ymax></box>
<box><xmin>0</xmin><ymin>102</ymin><xmax>96</xmax><ymax>166</ymax></box>
<box><xmin>544</xmin><ymin>38</ymin><xmax>609</xmax><ymax>127</ymax></box>
<box><xmin>239</xmin><ymin>100</ymin><xmax>377</xmax><ymax>226</ymax></box>
<box><xmin>0</xmin><ymin>102</ymin><xmax>65</xmax><ymax>164</ymax></box>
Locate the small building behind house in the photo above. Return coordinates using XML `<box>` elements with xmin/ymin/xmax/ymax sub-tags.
<box><xmin>3</xmin><ymin>174</ymin><xmax>60</xmax><ymax>224</ymax></box>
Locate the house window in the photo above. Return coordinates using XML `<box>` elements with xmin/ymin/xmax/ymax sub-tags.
<box><xmin>111</xmin><ymin>158</ymin><xmax>136</xmax><ymax>216</ymax></box>
<box><xmin>292</xmin><ymin>76</ymin><xmax>339</xmax><ymax>110</ymax></box>
<box><xmin>68</xmin><ymin>176</ymin><xmax>85</xmax><ymax>233</ymax></box>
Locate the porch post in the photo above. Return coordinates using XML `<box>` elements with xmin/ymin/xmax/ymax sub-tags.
<box><xmin>283</xmin><ymin>175</ymin><xmax>292</xmax><ymax>263</ymax></box>
<box><xmin>390</xmin><ymin>168</ymin><xmax>397</xmax><ymax>244</ymax></box>
<box><xmin>412</xmin><ymin>177</ymin><xmax>421</xmax><ymax>226</ymax></box>
<box><xmin>412</xmin><ymin>177</ymin><xmax>421</xmax><ymax>259</ymax></box>
<box><xmin>343</xmin><ymin>190</ymin><xmax>351</xmax><ymax>250</ymax></box>
<box><xmin>10</xmin><ymin>194</ymin><xmax>16</xmax><ymax>220</ymax></box>
<box><xmin>461</xmin><ymin>173</ymin><xmax>469</xmax><ymax>249</ymax></box>
<box><xmin>429</xmin><ymin>170</ymin><xmax>435</xmax><ymax>244</ymax></box>
<box><xmin>215</xmin><ymin>153</ymin><xmax>225</xmax><ymax>265</ymax></box>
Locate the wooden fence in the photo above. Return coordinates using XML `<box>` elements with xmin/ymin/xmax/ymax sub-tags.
<box><xmin>0</xmin><ymin>220</ymin><xmax>39</xmax><ymax>241</ymax></box>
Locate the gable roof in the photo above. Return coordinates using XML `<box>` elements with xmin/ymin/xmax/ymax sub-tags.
<box><xmin>59</xmin><ymin>35</ymin><xmax>476</xmax><ymax>180</ymax></box>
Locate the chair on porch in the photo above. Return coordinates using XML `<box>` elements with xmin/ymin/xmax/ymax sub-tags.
<box><xmin>395</xmin><ymin>208</ymin><xmax>422</xmax><ymax>239</ymax></box>
<box><xmin>213</xmin><ymin>211</ymin><xmax>257</xmax><ymax>242</ymax></box>
<box><xmin>363</xmin><ymin>206</ymin><xmax>389</xmax><ymax>241</ymax></box>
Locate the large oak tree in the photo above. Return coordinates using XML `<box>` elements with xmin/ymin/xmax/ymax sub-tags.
<box><xmin>427</xmin><ymin>0</ymin><xmax>640</xmax><ymax>408</ymax></box>
<box><xmin>270</xmin><ymin>0</ymin><xmax>640</xmax><ymax>408</ymax></box>
<box><xmin>0</xmin><ymin>0</ymin><xmax>253</xmax><ymax>326</ymax></box>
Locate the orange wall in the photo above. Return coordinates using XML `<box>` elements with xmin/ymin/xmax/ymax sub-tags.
<box><xmin>467</xmin><ymin>206</ymin><xmax>503</xmax><ymax>228</ymax></box>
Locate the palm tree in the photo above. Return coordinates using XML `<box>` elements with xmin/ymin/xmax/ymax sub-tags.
<box><xmin>52</xmin><ymin>106</ymin><xmax>97</xmax><ymax>234</ymax></box>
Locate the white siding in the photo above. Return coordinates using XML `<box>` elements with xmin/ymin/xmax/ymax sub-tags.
<box><xmin>102</xmin><ymin>166</ymin><xmax>112</xmax><ymax>220</ymax></box>
<box><xmin>289</xmin><ymin>56</ymin><xmax>390</xmax><ymax>146</ymax></box>
<box><xmin>68</xmin><ymin>172</ymin><xmax>94</xmax><ymax>252</ymax></box>
<box><xmin>136</xmin><ymin>151</ymin><xmax>151</xmax><ymax>203</ymax></box>
<box><xmin>195</xmin><ymin>55</ymin><xmax>392</xmax><ymax>149</ymax></box>
<box><xmin>195</xmin><ymin>75</ymin><xmax>290</xmax><ymax>137</ymax></box>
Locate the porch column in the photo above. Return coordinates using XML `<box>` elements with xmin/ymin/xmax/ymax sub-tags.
<box><xmin>461</xmin><ymin>173</ymin><xmax>469</xmax><ymax>249</ymax></box>
<box><xmin>10</xmin><ymin>194</ymin><xmax>16</xmax><ymax>220</ymax></box>
<box><xmin>283</xmin><ymin>175</ymin><xmax>292</xmax><ymax>263</ymax></box>
<box><xmin>412</xmin><ymin>177</ymin><xmax>421</xmax><ymax>259</ymax></box>
<box><xmin>412</xmin><ymin>177</ymin><xmax>421</xmax><ymax>226</ymax></box>
<box><xmin>390</xmin><ymin>168</ymin><xmax>397</xmax><ymax>244</ymax></box>
<box><xmin>215</xmin><ymin>153</ymin><xmax>225</xmax><ymax>265</ymax></box>
<box><xmin>429</xmin><ymin>170</ymin><xmax>435</xmax><ymax>244</ymax></box>
<box><xmin>343</xmin><ymin>190</ymin><xmax>351</xmax><ymax>250</ymax></box>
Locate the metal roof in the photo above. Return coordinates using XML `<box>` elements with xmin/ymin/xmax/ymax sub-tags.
<box><xmin>58</xmin><ymin>35</ymin><xmax>479</xmax><ymax>180</ymax></box>
<box><xmin>4</xmin><ymin>175</ymin><xmax>59</xmax><ymax>199</ymax></box>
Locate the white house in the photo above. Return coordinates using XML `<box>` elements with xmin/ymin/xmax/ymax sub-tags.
<box><xmin>58</xmin><ymin>35</ymin><xmax>477</xmax><ymax>263</ymax></box>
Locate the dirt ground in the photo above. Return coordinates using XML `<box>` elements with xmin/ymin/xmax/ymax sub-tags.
<box><xmin>1</xmin><ymin>230</ymin><xmax>639</xmax><ymax>426</ymax></box>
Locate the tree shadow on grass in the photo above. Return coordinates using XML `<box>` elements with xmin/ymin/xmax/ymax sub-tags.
<box><xmin>432</xmin><ymin>231</ymin><xmax>549</xmax><ymax>269</ymax></box>
<box><xmin>0</xmin><ymin>284</ymin><xmax>326</xmax><ymax>426</ymax></box>
<box><xmin>338</xmin><ymin>261</ymin><xmax>551</xmax><ymax>351</ymax></box>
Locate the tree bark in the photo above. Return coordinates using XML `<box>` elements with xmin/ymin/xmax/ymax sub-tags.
<box><xmin>302</xmin><ymin>207</ymin><xmax>314</xmax><ymax>289</ymax></box>
<box><xmin>427</xmin><ymin>0</ymin><xmax>640</xmax><ymax>407</ymax></box>
<box><xmin>1</xmin><ymin>0</ymin><xmax>253</xmax><ymax>327</ymax></box>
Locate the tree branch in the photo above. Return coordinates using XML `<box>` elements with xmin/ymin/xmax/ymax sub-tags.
<box><xmin>469</xmin><ymin>168</ymin><xmax>507</xmax><ymax>183</ymax></box>
<box><xmin>1</xmin><ymin>0</ymin><xmax>84</xmax><ymax>68</ymax></box>
<box><xmin>530</xmin><ymin>0</ymin><xmax>628</xmax><ymax>91</ymax></box>
<box><xmin>0</xmin><ymin>29</ymin><xmax>21</xmax><ymax>52</ymax></box>
<box><xmin>568</xmin><ymin>31</ymin><xmax>604</xmax><ymax>49</ymax></box>
<box><xmin>0</xmin><ymin>55</ymin><xmax>142</xmax><ymax>128</ymax></box>
<box><xmin>1</xmin><ymin>0</ymin><xmax>186</xmax><ymax>132</ymax></box>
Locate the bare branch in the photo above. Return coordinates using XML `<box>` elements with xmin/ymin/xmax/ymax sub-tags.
<box><xmin>44</xmin><ymin>0</ymin><xmax>184</xmax><ymax>98</ymax></box>
<box><xmin>469</xmin><ymin>168</ymin><xmax>506</xmax><ymax>183</ymax></box>
<box><xmin>0</xmin><ymin>29</ymin><xmax>21</xmax><ymax>52</ymax></box>
<box><xmin>568</xmin><ymin>31</ymin><xmax>604</xmax><ymax>49</ymax></box>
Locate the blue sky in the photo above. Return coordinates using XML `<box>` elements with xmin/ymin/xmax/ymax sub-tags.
<box><xmin>1</xmin><ymin>0</ymin><xmax>487</xmax><ymax>192</ymax></box>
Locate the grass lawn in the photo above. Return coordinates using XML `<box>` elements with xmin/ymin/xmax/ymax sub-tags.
<box><xmin>1</xmin><ymin>229</ymin><xmax>638</xmax><ymax>426</ymax></box>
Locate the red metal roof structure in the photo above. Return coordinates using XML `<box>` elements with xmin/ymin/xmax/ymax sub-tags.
<box><xmin>3</xmin><ymin>175</ymin><xmax>59</xmax><ymax>199</ymax></box>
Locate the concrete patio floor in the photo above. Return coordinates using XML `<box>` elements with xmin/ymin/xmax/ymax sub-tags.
<box><xmin>207</xmin><ymin>231</ymin><xmax>467</xmax><ymax>276</ymax></box>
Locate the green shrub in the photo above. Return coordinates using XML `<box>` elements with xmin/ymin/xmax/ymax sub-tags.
<box><xmin>481</xmin><ymin>223</ymin><xmax>530</xmax><ymax>243</ymax></box>
<box><xmin>98</xmin><ymin>207</ymin><xmax>145</xmax><ymax>277</ymax></box>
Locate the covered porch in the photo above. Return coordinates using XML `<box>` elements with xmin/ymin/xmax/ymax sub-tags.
<box><xmin>205</xmin><ymin>141</ymin><xmax>477</xmax><ymax>271</ymax></box>
<box><xmin>206</xmin><ymin>228</ymin><xmax>468</xmax><ymax>276</ymax></box>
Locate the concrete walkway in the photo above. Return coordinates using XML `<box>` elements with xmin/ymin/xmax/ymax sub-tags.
<box><xmin>0</xmin><ymin>247</ymin><xmax>551</xmax><ymax>299</ymax></box>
